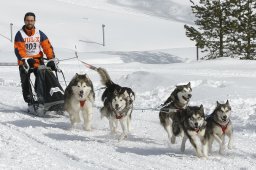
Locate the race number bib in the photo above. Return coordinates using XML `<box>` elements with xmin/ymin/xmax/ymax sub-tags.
<box><xmin>20</xmin><ymin>29</ymin><xmax>41</xmax><ymax>56</ymax></box>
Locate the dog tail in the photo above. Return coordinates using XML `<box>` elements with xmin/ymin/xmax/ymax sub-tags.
<box><xmin>97</xmin><ymin>67</ymin><xmax>113</xmax><ymax>87</ymax></box>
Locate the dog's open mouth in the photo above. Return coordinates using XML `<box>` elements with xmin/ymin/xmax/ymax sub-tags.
<box><xmin>194</xmin><ymin>127</ymin><xmax>200</xmax><ymax>133</ymax></box>
<box><xmin>222</xmin><ymin>118</ymin><xmax>227</xmax><ymax>122</ymax></box>
<box><xmin>182</xmin><ymin>96</ymin><xmax>189</xmax><ymax>101</ymax></box>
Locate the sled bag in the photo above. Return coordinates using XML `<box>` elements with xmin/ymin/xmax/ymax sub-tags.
<box><xmin>35</xmin><ymin>66</ymin><xmax>64</xmax><ymax>110</ymax></box>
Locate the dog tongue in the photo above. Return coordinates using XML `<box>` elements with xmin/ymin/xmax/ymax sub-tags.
<box><xmin>80</xmin><ymin>100</ymin><xmax>86</xmax><ymax>107</ymax></box>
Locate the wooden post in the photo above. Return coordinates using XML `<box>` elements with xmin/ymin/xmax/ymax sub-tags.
<box><xmin>196</xmin><ymin>44</ymin><xmax>199</xmax><ymax>61</ymax></box>
<box><xmin>102</xmin><ymin>24</ymin><xmax>105</xmax><ymax>46</ymax></box>
<box><xmin>10</xmin><ymin>23</ymin><xmax>13</xmax><ymax>42</ymax></box>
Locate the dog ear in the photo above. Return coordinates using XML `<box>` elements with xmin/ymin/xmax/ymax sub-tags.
<box><xmin>216</xmin><ymin>101</ymin><xmax>220</xmax><ymax>106</ymax></box>
<box><xmin>226</xmin><ymin>100</ymin><xmax>230</xmax><ymax>105</ymax></box>
<box><xmin>114</xmin><ymin>90</ymin><xmax>118</xmax><ymax>95</ymax></box>
<box><xmin>187</xmin><ymin>82</ymin><xmax>191</xmax><ymax>87</ymax></box>
<box><xmin>199</xmin><ymin>104</ymin><xmax>204</xmax><ymax>113</ymax></box>
<box><xmin>130</xmin><ymin>93</ymin><xmax>135</xmax><ymax>102</ymax></box>
<box><xmin>84</xmin><ymin>74</ymin><xmax>89</xmax><ymax>79</ymax></box>
<box><xmin>123</xmin><ymin>90</ymin><xmax>129</xmax><ymax>98</ymax></box>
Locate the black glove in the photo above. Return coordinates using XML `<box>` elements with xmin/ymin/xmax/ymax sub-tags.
<box><xmin>22</xmin><ymin>58</ymin><xmax>35</xmax><ymax>72</ymax></box>
<box><xmin>46</xmin><ymin>60</ymin><xmax>57</xmax><ymax>71</ymax></box>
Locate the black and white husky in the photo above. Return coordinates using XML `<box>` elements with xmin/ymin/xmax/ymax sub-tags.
<box><xmin>172</xmin><ymin>105</ymin><xmax>207</xmax><ymax>157</ymax></box>
<box><xmin>97</xmin><ymin>68</ymin><xmax>135</xmax><ymax>141</ymax></box>
<box><xmin>64</xmin><ymin>73</ymin><xmax>95</xmax><ymax>130</ymax></box>
<box><xmin>159</xmin><ymin>82</ymin><xmax>192</xmax><ymax>144</ymax></box>
<box><xmin>203</xmin><ymin>100</ymin><xmax>233</xmax><ymax>157</ymax></box>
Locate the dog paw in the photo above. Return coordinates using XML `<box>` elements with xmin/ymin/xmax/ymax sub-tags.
<box><xmin>84</xmin><ymin>126</ymin><xmax>92</xmax><ymax>131</ymax></box>
<box><xmin>201</xmin><ymin>156</ymin><xmax>208</xmax><ymax>160</ymax></box>
<box><xmin>118</xmin><ymin>133</ymin><xmax>128</xmax><ymax>141</ymax></box>
<box><xmin>196</xmin><ymin>152</ymin><xmax>204</xmax><ymax>158</ymax></box>
<box><xmin>219</xmin><ymin>148</ymin><xmax>225</xmax><ymax>155</ymax></box>
<box><xmin>181</xmin><ymin>148</ymin><xmax>185</xmax><ymax>153</ymax></box>
<box><xmin>170</xmin><ymin>136</ymin><xmax>176</xmax><ymax>144</ymax></box>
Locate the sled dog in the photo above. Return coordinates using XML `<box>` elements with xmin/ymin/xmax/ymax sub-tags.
<box><xmin>97</xmin><ymin>67</ymin><xmax>135</xmax><ymax>141</ymax></box>
<box><xmin>203</xmin><ymin>100</ymin><xmax>233</xmax><ymax>156</ymax></box>
<box><xmin>64</xmin><ymin>73</ymin><xmax>95</xmax><ymax>130</ymax></box>
<box><xmin>159</xmin><ymin>82</ymin><xmax>192</xmax><ymax>144</ymax></box>
<box><xmin>172</xmin><ymin>105</ymin><xmax>207</xmax><ymax>157</ymax></box>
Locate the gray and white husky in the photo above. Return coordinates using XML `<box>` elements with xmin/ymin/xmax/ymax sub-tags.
<box><xmin>172</xmin><ymin>105</ymin><xmax>207</xmax><ymax>157</ymax></box>
<box><xmin>64</xmin><ymin>73</ymin><xmax>95</xmax><ymax>130</ymax></box>
<box><xmin>159</xmin><ymin>82</ymin><xmax>192</xmax><ymax>144</ymax></box>
<box><xmin>203</xmin><ymin>100</ymin><xmax>233</xmax><ymax>157</ymax></box>
<box><xmin>97</xmin><ymin>67</ymin><xmax>135</xmax><ymax>141</ymax></box>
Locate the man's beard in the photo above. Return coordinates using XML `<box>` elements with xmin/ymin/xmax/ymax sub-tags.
<box><xmin>26</xmin><ymin>24</ymin><xmax>34</xmax><ymax>30</ymax></box>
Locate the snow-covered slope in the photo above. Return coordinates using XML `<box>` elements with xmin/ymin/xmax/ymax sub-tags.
<box><xmin>0</xmin><ymin>0</ymin><xmax>256</xmax><ymax>169</ymax></box>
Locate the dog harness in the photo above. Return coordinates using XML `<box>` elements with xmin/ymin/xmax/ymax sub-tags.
<box><xmin>194</xmin><ymin>128</ymin><xmax>200</xmax><ymax>133</ymax></box>
<box><xmin>115</xmin><ymin>114</ymin><xmax>123</xmax><ymax>119</ymax></box>
<box><xmin>80</xmin><ymin>100</ymin><xmax>86</xmax><ymax>107</ymax></box>
<box><xmin>214</xmin><ymin>120</ymin><xmax>230</xmax><ymax>134</ymax></box>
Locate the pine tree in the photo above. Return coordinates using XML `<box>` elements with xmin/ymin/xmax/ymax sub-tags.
<box><xmin>238</xmin><ymin>0</ymin><xmax>256</xmax><ymax>59</ymax></box>
<box><xmin>185</xmin><ymin>0</ymin><xmax>228</xmax><ymax>59</ymax></box>
<box><xmin>222</xmin><ymin>0</ymin><xmax>241</xmax><ymax>57</ymax></box>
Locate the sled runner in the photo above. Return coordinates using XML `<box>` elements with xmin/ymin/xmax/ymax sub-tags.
<box><xmin>27</xmin><ymin>63</ymin><xmax>65</xmax><ymax>116</ymax></box>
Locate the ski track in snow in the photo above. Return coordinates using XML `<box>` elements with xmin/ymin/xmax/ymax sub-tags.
<box><xmin>1</xmin><ymin>0</ymin><xmax>256</xmax><ymax>169</ymax></box>
<box><xmin>0</xmin><ymin>69</ymin><xmax>256</xmax><ymax>169</ymax></box>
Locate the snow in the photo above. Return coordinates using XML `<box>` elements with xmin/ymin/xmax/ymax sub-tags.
<box><xmin>0</xmin><ymin>0</ymin><xmax>256</xmax><ymax>169</ymax></box>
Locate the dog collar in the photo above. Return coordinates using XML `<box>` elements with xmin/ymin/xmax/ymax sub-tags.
<box><xmin>115</xmin><ymin>114</ymin><xmax>123</xmax><ymax>119</ymax></box>
<box><xmin>80</xmin><ymin>100</ymin><xmax>86</xmax><ymax>107</ymax></box>
<box><xmin>214</xmin><ymin>120</ymin><xmax>230</xmax><ymax>134</ymax></box>
<box><xmin>194</xmin><ymin>128</ymin><xmax>200</xmax><ymax>133</ymax></box>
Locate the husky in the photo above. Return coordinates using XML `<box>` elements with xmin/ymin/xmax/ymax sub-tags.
<box><xmin>172</xmin><ymin>105</ymin><xmax>207</xmax><ymax>157</ymax></box>
<box><xmin>159</xmin><ymin>82</ymin><xmax>192</xmax><ymax>144</ymax></box>
<box><xmin>203</xmin><ymin>100</ymin><xmax>233</xmax><ymax>157</ymax></box>
<box><xmin>97</xmin><ymin>67</ymin><xmax>135</xmax><ymax>141</ymax></box>
<box><xmin>64</xmin><ymin>73</ymin><xmax>95</xmax><ymax>130</ymax></box>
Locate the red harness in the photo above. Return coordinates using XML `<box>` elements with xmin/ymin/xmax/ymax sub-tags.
<box><xmin>194</xmin><ymin>128</ymin><xmax>200</xmax><ymax>133</ymax></box>
<box><xmin>80</xmin><ymin>100</ymin><xmax>86</xmax><ymax>107</ymax></box>
<box><xmin>115</xmin><ymin>114</ymin><xmax>123</xmax><ymax>119</ymax></box>
<box><xmin>215</xmin><ymin>120</ymin><xmax>230</xmax><ymax>134</ymax></box>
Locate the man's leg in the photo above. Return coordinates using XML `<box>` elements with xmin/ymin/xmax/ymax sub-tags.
<box><xmin>19</xmin><ymin>66</ymin><xmax>31</xmax><ymax>103</ymax></box>
<box><xmin>34</xmin><ymin>68</ymin><xmax>45</xmax><ymax>104</ymax></box>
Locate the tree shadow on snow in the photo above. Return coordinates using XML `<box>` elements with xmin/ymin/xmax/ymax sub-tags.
<box><xmin>79</xmin><ymin>40</ymin><xmax>103</xmax><ymax>46</ymax></box>
<box><xmin>6</xmin><ymin>119</ymin><xmax>70</xmax><ymax>130</ymax></box>
<box><xmin>45</xmin><ymin>133</ymin><xmax>90</xmax><ymax>141</ymax></box>
<box><xmin>126</xmin><ymin>134</ymin><xmax>162</xmax><ymax>145</ymax></box>
<box><xmin>116</xmin><ymin>146</ymin><xmax>183</xmax><ymax>156</ymax></box>
<box><xmin>103</xmin><ymin>51</ymin><xmax>183</xmax><ymax>64</ymax></box>
<box><xmin>233</xmin><ymin>123</ymin><xmax>256</xmax><ymax>133</ymax></box>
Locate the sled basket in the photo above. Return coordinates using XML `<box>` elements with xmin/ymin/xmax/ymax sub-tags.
<box><xmin>28</xmin><ymin>65</ymin><xmax>64</xmax><ymax>116</ymax></box>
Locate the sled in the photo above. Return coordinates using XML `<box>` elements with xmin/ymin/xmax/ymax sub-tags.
<box><xmin>27</xmin><ymin>65</ymin><xmax>65</xmax><ymax>116</ymax></box>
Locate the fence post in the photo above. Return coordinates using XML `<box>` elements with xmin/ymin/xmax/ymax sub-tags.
<box><xmin>196</xmin><ymin>44</ymin><xmax>199</xmax><ymax>61</ymax></box>
<box><xmin>10</xmin><ymin>23</ymin><xmax>13</xmax><ymax>42</ymax></box>
<box><xmin>102</xmin><ymin>24</ymin><xmax>105</xmax><ymax>46</ymax></box>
